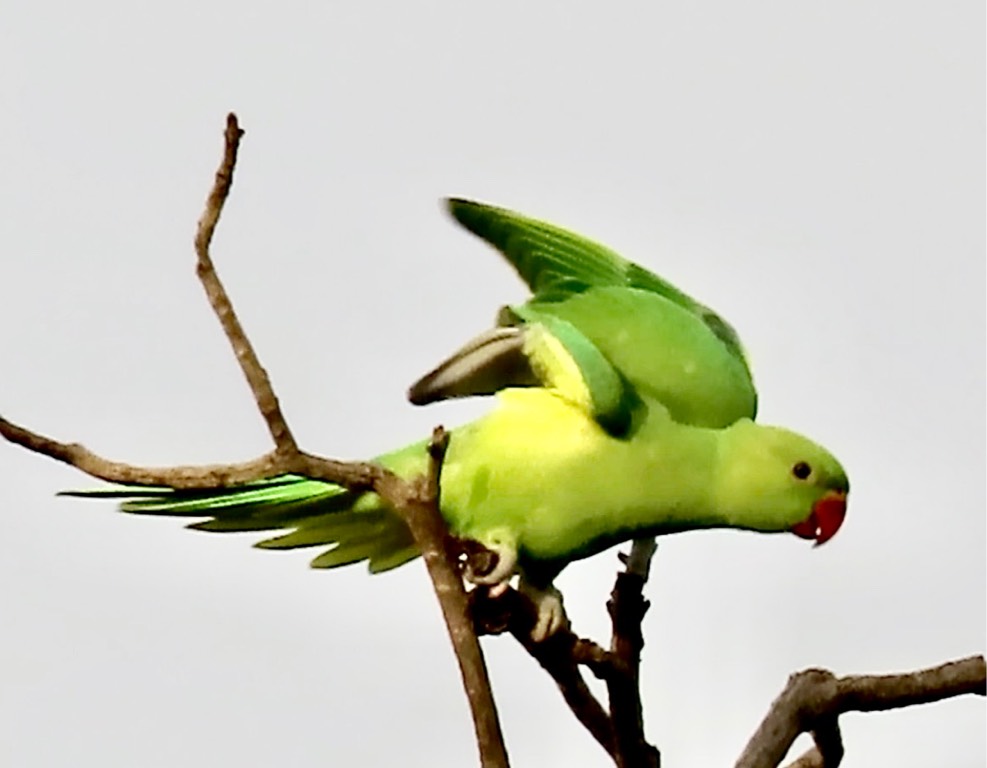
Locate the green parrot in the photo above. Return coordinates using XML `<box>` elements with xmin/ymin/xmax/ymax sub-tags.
<box><xmin>67</xmin><ymin>200</ymin><xmax>849</xmax><ymax>640</ymax></box>
<box><xmin>68</xmin><ymin>393</ymin><xmax>847</xmax><ymax>639</ymax></box>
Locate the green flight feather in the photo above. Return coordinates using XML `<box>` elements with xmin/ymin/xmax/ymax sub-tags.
<box><xmin>446</xmin><ymin>197</ymin><xmax>748</xmax><ymax>365</ymax></box>
<box><xmin>446</xmin><ymin>198</ymin><xmax>684</xmax><ymax>299</ymax></box>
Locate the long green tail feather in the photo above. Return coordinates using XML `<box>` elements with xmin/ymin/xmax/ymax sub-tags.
<box><xmin>255</xmin><ymin>509</ymin><xmax>393</xmax><ymax>548</ymax></box>
<box><xmin>63</xmin><ymin>473</ymin><xmax>420</xmax><ymax>574</ymax></box>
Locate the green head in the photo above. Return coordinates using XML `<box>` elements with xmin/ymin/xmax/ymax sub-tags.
<box><xmin>714</xmin><ymin>419</ymin><xmax>849</xmax><ymax>544</ymax></box>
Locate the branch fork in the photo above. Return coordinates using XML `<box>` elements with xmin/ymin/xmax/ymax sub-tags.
<box><xmin>0</xmin><ymin>114</ymin><xmax>509</xmax><ymax>767</ymax></box>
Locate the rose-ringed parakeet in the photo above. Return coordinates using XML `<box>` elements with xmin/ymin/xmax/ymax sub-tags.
<box><xmin>68</xmin><ymin>393</ymin><xmax>848</xmax><ymax>639</ymax></box>
<box><xmin>67</xmin><ymin>200</ymin><xmax>849</xmax><ymax>640</ymax></box>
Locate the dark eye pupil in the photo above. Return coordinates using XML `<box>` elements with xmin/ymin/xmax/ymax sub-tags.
<box><xmin>792</xmin><ymin>461</ymin><xmax>811</xmax><ymax>480</ymax></box>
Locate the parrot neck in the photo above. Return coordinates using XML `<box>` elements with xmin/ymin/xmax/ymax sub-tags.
<box><xmin>706</xmin><ymin>418</ymin><xmax>803</xmax><ymax>534</ymax></box>
<box><xmin>607</xmin><ymin>421</ymin><xmax>735</xmax><ymax>538</ymax></box>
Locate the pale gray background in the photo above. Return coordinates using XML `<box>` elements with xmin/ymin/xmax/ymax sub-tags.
<box><xmin>1</xmin><ymin>2</ymin><xmax>983</xmax><ymax>766</ymax></box>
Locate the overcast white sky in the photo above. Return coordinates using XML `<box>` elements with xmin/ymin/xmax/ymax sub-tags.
<box><xmin>1</xmin><ymin>2</ymin><xmax>983</xmax><ymax>766</ymax></box>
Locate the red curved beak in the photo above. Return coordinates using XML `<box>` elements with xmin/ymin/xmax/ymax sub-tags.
<box><xmin>791</xmin><ymin>491</ymin><xmax>847</xmax><ymax>546</ymax></box>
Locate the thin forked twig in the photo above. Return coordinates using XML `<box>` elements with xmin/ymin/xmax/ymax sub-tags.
<box><xmin>0</xmin><ymin>416</ymin><xmax>383</xmax><ymax>491</ymax></box>
<box><xmin>193</xmin><ymin>114</ymin><xmax>298</xmax><ymax>456</ymax></box>
<box><xmin>0</xmin><ymin>113</ymin><xmax>509</xmax><ymax>768</ymax></box>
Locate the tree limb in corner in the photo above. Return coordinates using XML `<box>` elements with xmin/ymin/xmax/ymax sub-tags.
<box><xmin>737</xmin><ymin>654</ymin><xmax>986</xmax><ymax>768</ymax></box>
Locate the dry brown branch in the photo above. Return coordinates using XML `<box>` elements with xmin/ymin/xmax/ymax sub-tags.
<box><xmin>472</xmin><ymin>539</ymin><xmax>662</xmax><ymax>766</ymax></box>
<box><xmin>738</xmin><ymin>655</ymin><xmax>987</xmax><ymax>768</ymax></box>
<box><xmin>472</xmin><ymin>586</ymin><xmax>617</xmax><ymax>758</ymax></box>
<box><xmin>384</xmin><ymin>428</ymin><xmax>509</xmax><ymax>767</ymax></box>
<box><xmin>782</xmin><ymin>750</ymin><xmax>825</xmax><ymax>768</ymax></box>
<box><xmin>0</xmin><ymin>113</ymin><xmax>508</xmax><ymax>768</ymax></box>
<box><xmin>194</xmin><ymin>114</ymin><xmax>298</xmax><ymax>456</ymax></box>
<box><xmin>608</xmin><ymin>538</ymin><xmax>661</xmax><ymax>768</ymax></box>
<box><xmin>0</xmin><ymin>416</ymin><xmax>382</xmax><ymax>490</ymax></box>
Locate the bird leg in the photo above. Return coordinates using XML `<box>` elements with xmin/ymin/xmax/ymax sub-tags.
<box><xmin>455</xmin><ymin>529</ymin><xmax>519</xmax><ymax>596</ymax></box>
<box><xmin>518</xmin><ymin>577</ymin><xmax>569</xmax><ymax>641</ymax></box>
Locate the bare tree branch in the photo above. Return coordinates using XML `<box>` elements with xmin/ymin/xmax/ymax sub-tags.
<box><xmin>1</xmin><ymin>113</ymin><xmax>509</xmax><ymax>768</ymax></box>
<box><xmin>387</xmin><ymin>428</ymin><xmax>510</xmax><ymax>767</ymax></box>
<box><xmin>738</xmin><ymin>655</ymin><xmax>987</xmax><ymax>768</ymax></box>
<box><xmin>622</xmin><ymin>537</ymin><xmax>658</xmax><ymax>577</ymax></box>
<box><xmin>780</xmin><ymin>729</ymin><xmax>841</xmax><ymax>768</ymax></box>
<box><xmin>608</xmin><ymin>538</ymin><xmax>661</xmax><ymax>768</ymax></box>
<box><xmin>782</xmin><ymin>749</ymin><xmax>825</xmax><ymax>768</ymax></box>
<box><xmin>193</xmin><ymin>114</ymin><xmax>299</xmax><ymax>456</ymax></box>
<box><xmin>472</xmin><ymin>587</ymin><xmax>617</xmax><ymax>758</ymax></box>
<box><xmin>473</xmin><ymin>539</ymin><xmax>663</xmax><ymax>767</ymax></box>
<box><xmin>0</xmin><ymin>415</ymin><xmax>383</xmax><ymax>490</ymax></box>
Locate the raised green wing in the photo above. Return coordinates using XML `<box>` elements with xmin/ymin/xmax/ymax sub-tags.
<box><xmin>446</xmin><ymin>197</ymin><xmax>748</xmax><ymax>366</ymax></box>
<box><xmin>447</xmin><ymin>198</ymin><xmax>697</xmax><ymax>303</ymax></box>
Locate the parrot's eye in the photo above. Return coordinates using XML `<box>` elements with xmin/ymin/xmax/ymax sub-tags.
<box><xmin>792</xmin><ymin>461</ymin><xmax>812</xmax><ymax>480</ymax></box>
